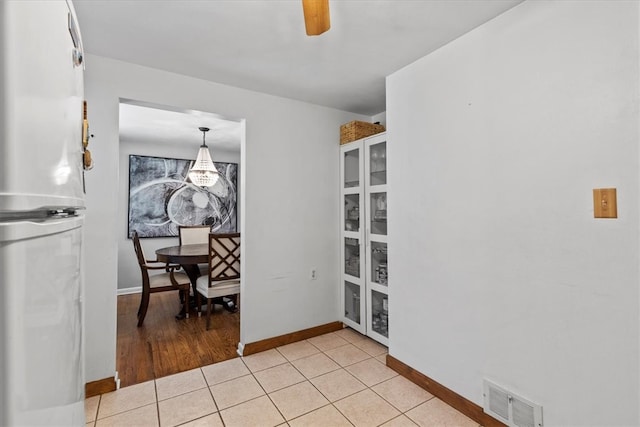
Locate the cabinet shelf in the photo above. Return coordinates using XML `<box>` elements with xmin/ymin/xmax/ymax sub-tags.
<box><xmin>345</xmin><ymin>238</ymin><xmax>359</xmax><ymax>247</ymax></box>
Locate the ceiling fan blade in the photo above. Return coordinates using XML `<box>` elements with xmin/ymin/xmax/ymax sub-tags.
<box><xmin>302</xmin><ymin>0</ymin><xmax>330</xmax><ymax>36</ymax></box>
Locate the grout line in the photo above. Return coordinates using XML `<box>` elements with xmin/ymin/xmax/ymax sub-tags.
<box><xmin>209</xmin><ymin>354</ymin><xmax>283</xmax><ymax>421</ymax></box>
<box><xmin>367</xmin><ymin>375</ymin><xmax>434</xmax><ymax>414</ymax></box>
<box><xmin>330</xmin><ymin>401</ymin><xmax>357</xmax><ymax>426</ymax></box>
<box><xmin>90</xmin><ymin>329</ymin><xmax>472</xmax><ymax>426</ymax></box>
<box><xmin>277</xmin><ymin>341</ymin><xmax>373</xmax><ymax>425</ymax></box>
<box><xmin>89</xmin><ymin>394</ymin><xmax>102</xmax><ymax>425</ymax></box>
<box><xmin>153</xmin><ymin>378</ymin><xmax>161</xmax><ymax>426</ymax></box>
<box><xmin>288</xmin><ymin>402</ymin><xmax>357</xmax><ymax>427</ymax></box>
<box><xmin>248</xmin><ymin>364</ymin><xmax>287</xmax><ymax>424</ymax></box>
<box><xmin>201</xmin><ymin>366</ymin><xmax>221</xmax><ymax>418</ymax></box>
<box><xmin>307</xmin><ymin>340</ymin><xmax>422</xmax><ymax>426</ymax></box>
<box><xmin>253</xmin><ymin>347</ymin><xmax>295</xmax><ymax>423</ymax></box>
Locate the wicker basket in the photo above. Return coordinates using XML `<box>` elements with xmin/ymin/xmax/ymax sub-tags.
<box><xmin>340</xmin><ymin>121</ymin><xmax>385</xmax><ymax>144</ymax></box>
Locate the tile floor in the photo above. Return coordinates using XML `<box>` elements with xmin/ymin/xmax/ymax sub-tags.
<box><xmin>85</xmin><ymin>328</ymin><xmax>480</xmax><ymax>427</ymax></box>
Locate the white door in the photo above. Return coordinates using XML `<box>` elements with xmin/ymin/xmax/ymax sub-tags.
<box><xmin>0</xmin><ymin>216</ymin><xmax>84</xmax><ymax>426</ymax></box>
<box><xmin>340</xmin><ymin>142</ymin><xmax>366</xmax><ymax>333</ymax></box>
<box><xmin>364</xmin><ymin>134</ymin><xmax>389</xmax><ymax>345</ymax></box>
<box><xmin>0</xmin><ymin>0</ymin><xmax>85</xmax><ymax>211</ymax></box>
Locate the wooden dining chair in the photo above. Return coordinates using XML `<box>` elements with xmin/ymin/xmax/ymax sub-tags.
<box><xmin>132</xmin><ymin>231</ymin><xmax>191</xmax><ymax>326</ymax></box>
<box><xmin>178</xmin><ymin>225</ymin><xmax>211</xmax><ymax>279</ymax></box>
<box><xmin>195</xmin><ymin>233</ymin><xmax>240</xmax><ymax>330</ymax></box>
<box><xmin>178</xmin><ymin>225</ymin><xmax>211</xmax><ymax>245</ymax></box>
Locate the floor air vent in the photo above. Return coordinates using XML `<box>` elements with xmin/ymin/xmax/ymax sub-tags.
<box><xmin>483</xmin><ymin>379</ymin><xmax>543</xmax><ymax>427</ymax></box>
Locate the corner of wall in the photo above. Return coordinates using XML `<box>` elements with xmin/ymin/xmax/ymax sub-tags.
<box><xmin>371</xmin><ymin>111</ymin><xmax>387</xmax><ymax>127</ymax></box>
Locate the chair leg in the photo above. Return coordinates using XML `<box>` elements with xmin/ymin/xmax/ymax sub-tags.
<box><xmin>137</xmin><ymin>290</ymin><xmax>147</xmax><ymax>317</ymax></box>
<box><xmin>137</xmin><ymin>292</ymin><xmax>150</xmax><ymax>327</ymax></box>
<box><xmin>183</xmin><ymin>287</ymin><xmax>190</xmax><ymax>319</ymax></box>
<box><xmin>206</xmin><ymin>298</ymin><xmax>213</xmax><ymax>330</ymax></box>
<box><xmin>196</xmin><ymin>293</ymin><xmax>202</xmax><ymax>317</ymax></box>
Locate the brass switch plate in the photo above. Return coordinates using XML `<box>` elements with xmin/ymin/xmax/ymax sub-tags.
<box><xmin>593</xmin><ymin>188</ymin><xmax>617</xmax><ymax>218</ymax></box>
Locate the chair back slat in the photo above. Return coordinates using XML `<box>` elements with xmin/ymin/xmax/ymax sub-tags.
<box><xmin>179</xmin><ymin>225</ymin><xmax>211</xmax><ymax>245</ymax></box>
<box><xmin>132</xmin><ymin>231</ymin><xmax>146</xmax><ymax>267</ymax></box>
<box><xmin>208</xmin><ymin>233</ymin><xmax>241</xmax><ymax>285</ymax></box>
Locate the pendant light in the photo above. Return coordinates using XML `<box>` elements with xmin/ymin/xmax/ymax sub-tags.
<box><xmin>188</xmin><ymin>127</ymin><xmax>219</xmax><ymax>187</ymax></box>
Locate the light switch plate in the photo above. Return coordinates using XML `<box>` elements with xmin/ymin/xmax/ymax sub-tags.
<box><xmin>593</xmin><ymin>188</ymin><xmax>617</xmax><ymax>218</ymax></box>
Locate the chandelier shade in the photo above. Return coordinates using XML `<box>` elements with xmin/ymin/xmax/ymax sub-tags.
<box><xmin>188</xmin><ymin>127</ymin><xmax>219</xmax><ymax>187</ymax></box>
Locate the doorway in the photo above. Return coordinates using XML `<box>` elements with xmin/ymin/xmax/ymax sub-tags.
<box><xmin>116</xmin><ymin>99</ymin><xmax>244</xmax><ymax>387</ymax></box>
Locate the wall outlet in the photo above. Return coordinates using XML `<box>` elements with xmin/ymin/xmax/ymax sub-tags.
<box><xmin>310</xmin><ymin>269</ymin><xmax>317</xmax><ymax>280</ymax></box>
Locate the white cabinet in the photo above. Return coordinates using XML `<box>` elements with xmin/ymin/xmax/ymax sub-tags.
<box><xmin>340</xmin><ymin>133</ymin><xmax>388</xmax><ymax>345</ymax></box>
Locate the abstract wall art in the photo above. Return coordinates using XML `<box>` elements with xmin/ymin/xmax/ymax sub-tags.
<box><xmin>128</xmin><ymin>155</ymin><xmax>237</xmax><ymax>238</ymax></box>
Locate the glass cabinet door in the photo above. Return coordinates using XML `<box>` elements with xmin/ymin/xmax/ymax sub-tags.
<box><xmin>344</xmin><ymin>237</ymin><xmax>360</xmax><ymax>278</ymax></box>
<box><xmin>344</xmin><ymin>148</ymin><xmax>360</xmax><ymax>189</ymax></box>
<box><xmin>366</xmin><ymin>139</ymin><xmax>387</xmax><ymax>239</ymax></box>
<box><xmin>370</xmin><ymin>192</ymin><xmax>387</xmax><ymax>236</ymax></box>
<box><xmin>340</xmin><ymin>142</ymin><xmax>365</xmax><ymax>333</ymax></box>
<box><xmin>344</xmin><ymin>281</ymin><xmax>361</xmax><ymax>324</ymax></box>
<box><xmin>370</xmin><ymin>241</ymin><xmax>388</xmax><ymax>286</ymax></box>
<box><xmin>364</xmin><ymin>134</ymin><xmax>389</xmax><ymax>345</ymax></box>
<box><xmin>344</xmin><ymin>194</ymin><xmax>360</xmax><ymax>232</ymax></box>
<box><xmin>370</xmin><ymin>290</ymin><xmax>389</xmax><ymax>338</ymax></box>
<box><xmin>369</xmin><ymin>141</ymin><xmax>386</xmax><ymax>186</ymax></box>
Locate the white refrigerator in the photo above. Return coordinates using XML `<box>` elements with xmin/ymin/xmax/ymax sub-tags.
<box><xmin>0</xmin><ymin>0</ymin><xmax>87</xmax><ymax>425</ymax></box>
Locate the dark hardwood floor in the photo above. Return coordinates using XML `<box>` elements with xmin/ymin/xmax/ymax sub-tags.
<box><xmin>116</xmin><ymin>291</ymin><xmax>240</xmax><ymax>388</ymax></box>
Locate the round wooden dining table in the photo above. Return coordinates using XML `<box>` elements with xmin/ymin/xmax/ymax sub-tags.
<box><xmin>156</xmin><ymin>243</ymin><xmax>209</xmax><ymax>318</ymax></box>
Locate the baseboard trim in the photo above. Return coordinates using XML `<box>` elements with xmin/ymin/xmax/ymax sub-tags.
<box><xmin>117</xmin><ymin>286</ymin><xmax>141</xmax><ymax>296</ymax></box>
<box><xmin>85</xmin><ymin>376</ymin><xmax>118</xmax><ymax>398</ymax></box>
<box><xmin>242</xmin><ymin>321</ymin><xmax>344</xmax><ymax>356</ymax></box>
<box><xmin>386</xmin><ymin>355</ymin><xmax>506</xmax><ymax>427</ymax></box>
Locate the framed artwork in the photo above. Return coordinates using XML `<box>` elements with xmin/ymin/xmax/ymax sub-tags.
<box><xmin>127</xmin><ymin>154</ymin><xmax>237</xmax><ymax>238</ymax></box>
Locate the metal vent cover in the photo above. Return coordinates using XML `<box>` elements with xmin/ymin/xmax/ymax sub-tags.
<box><xmin>483</xmin><ymin>379</ymin><xmax>543</xmax><ymax>427</ymax></box>
<box><xmin>488</xmin><ymin>385</ymin><xmax>509</xmax><ymax>420</ymax></box>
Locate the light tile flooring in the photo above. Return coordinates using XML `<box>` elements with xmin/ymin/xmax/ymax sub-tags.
<box><xmin>85</xmin><ymin>328</ymin><xmax>479</xmax><ymax>427</ymax></box>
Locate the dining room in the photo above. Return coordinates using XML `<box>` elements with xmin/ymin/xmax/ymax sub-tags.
<box><xmin>116</xmin><ymin>100</ymin><xmax>243</xmax><ymax>387</ymax></box>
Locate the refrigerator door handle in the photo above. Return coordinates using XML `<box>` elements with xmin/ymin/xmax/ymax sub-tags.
<box><xmin>0</xmin><ymin>207</ymin><xmax>84</xmax><ymax>222</ymax></box>
<box><xmin>47</xmin><ymin>208</ymin><xmax>83</xmax><ymax>218</ymax></box>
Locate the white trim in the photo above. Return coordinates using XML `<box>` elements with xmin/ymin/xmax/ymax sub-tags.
<box><xmin>117</xmin><ymin>286</ymin><xmax>141</xmax><ymax>296</ymax></box>
<box><xmin>236</xmin><ymin>342</ymin><xmax>245</xmax><ymax>357</ymax></box>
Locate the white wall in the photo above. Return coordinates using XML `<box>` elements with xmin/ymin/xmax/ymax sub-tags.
<box><xmin>83</xmin><ymin>55</ymin><xmax>367</xmax><ymax>382</ymax></box>
<box><xmin>118</xmin><ymin>135</ymin><xmax>240</xmax><ymax>291</ymax></box>
<box><xmin>371</xmin><ymin>111</ymin><xmax>387</xmax><ymax>128</ymax></box>
<box><xmin>387</xmin><ymin>1</ymin><xmax>639</xmax><ymax>425</ymax></box>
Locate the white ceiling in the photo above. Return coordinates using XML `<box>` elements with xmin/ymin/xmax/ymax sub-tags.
<box><xmin>119</xmin><ymin>101</ymin><xmax>242</xmax><ymax>152</ymax></box>
<box><xmin>74</xmin><ymin>0</ymin><xmax>524</xmax><ymax>116</ymax></box>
